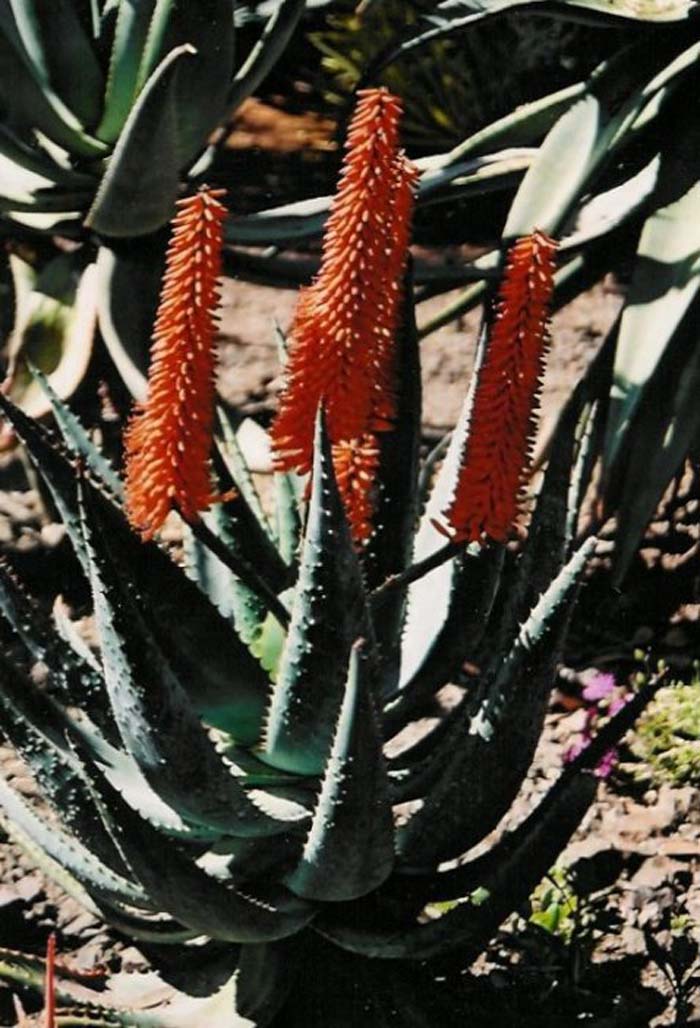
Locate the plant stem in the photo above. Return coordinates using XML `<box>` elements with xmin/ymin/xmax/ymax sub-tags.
<box><xmin>370</xmin><ymin>539</ymin><xmax>464</xmax><ymax>609</ymax></box>
<box><xmin>190</xmin><ymin>517</ymin><xmax>290</xmax><ymax>629</ymax></box>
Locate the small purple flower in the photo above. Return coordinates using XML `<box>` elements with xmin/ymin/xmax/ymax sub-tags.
<box><xmin>594</xmin><ymin>748</ymin><xmax>618</xmax><ymax>779</ymax></box>
<box><xmin>582</xmin><ymin>672</ymin><xmax>616</xmax><ymax>703</ymax></box>
<box><xmin>563</xmin><ymin>671</ymin><xmax>632</xmax><ymax>778</ymax></box>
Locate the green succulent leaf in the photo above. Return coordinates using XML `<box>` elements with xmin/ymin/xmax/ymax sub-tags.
<box><xmin>394</xmin><ymin>328</ymin><xmax>504</xmax><ymax>717</ymax></box>
<box><xmin>0</xmin><ymin>393</ymin><xmax>274</xmax><ymax>744</ymax></box>
<box><xmin>3</xmin><ymin>252</ymin><xmax>97</xmax><ymax>428</ymax></box>
<box><xmin>228</xmin><ymin>0</ymin><xmax>305</xmax><ymax>110</ymax></box>
<box><xmin>8</xmin><ymin>0</ymin><xmax>104</xmax><ymax>129</ymax></box>
<box><xmin>139</xmin><ymin>0</ymin><xmax>236</xmax><ymax>162</ymax></box>
<box><xmin>0</xmin><ymin>652</ymin><xmax>129</xmax><ymax>877</ymax></box>
<box><xmin>0</xmin><ymin>6</ymin><xmax>107</xmax><ymax>157</ymax></box>
<box><xmin>286</xmin><ymin>641</ymin><xmax>394</xmax><ymax>902</ymax></box>
<box><xmin>608</xmin><ymin>291</ymin><xmax>700</xmax><ymax>581</ymax></box>
<box><xmin>94</xmin><ymin>239</ymin><xmax>162</xmax><ymax>400</ymax></box>
<box><xmin>71</xmin><ymin>745</ymin><xmax>317</xmax><ymax>944</ymax></box>
<box><xmin>235</xmin><ymin>938</ymin><xmax>302</xmax><ymax>1027</ymax></box>
<box><xmin>364</xmin><ymin>270</ymin><xmax>422</xmax><ymax>688</ymax></box>
<box><xmin>87</xmin><ymin>43</ymin><xmax>195</xmax><ymax>237</ymax></box>
<box><xmin>0</xmin><ymin>773</ymin><xmax>148</xmax><ymax>909</ymax></box>
<box><xmin>396</xmin><ymin>536</ymin><xmax>596</xmax><ymax>868</ymax></box>
<box><xmin>603</xmin><ymin>152</ymin><xmax>700</xmax><ymax>475</ymax></box>
<box><xmin>97</xmin><ymin>0</ymin><xmax>159</xmax><ymax>143</ymax></box>
<box><xmin>318</xmin><ymin>768</ymin><xmax>597</xmax><ymax>962</ymax></box>
<box><xmin>504</xmin><ymin>37</ymin><xmax>700</xmax><ymax>238</ymax></box>
<box><xmin>78</xmin><ymin>478</ymin><xmax>290</xmax><ymax>839</ymax></box>
<box><xmin>261</xmin><ymin>412</ymin><xmax>370</xmax><ymax>776</ymax></box>
<box><xmin>30</xmin><ymin>363</ymin><xmax>124</xmax><ymax>498</ymax></box>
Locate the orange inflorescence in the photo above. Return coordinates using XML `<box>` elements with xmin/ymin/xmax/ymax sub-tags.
<box><xmin>443</xmin><ymin>229</ymin><xmax>558</xmax><ymax>544</ymax></box>
<box><xmin>332</xmin><ymin>434</ymin><xmax>381</xmax><ymax>544</ymax></box>
<box><xmin>124</xmin><ymin>188</ymin><xmax>227</xmax><ymax>540</ymax></box>
<box><xmin>270</xmin><ymin>88</ymin><xmax>418</xmax><ymax>543</ymax></box>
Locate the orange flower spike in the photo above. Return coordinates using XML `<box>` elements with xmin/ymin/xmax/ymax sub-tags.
<box><xmin>444</xmin><ymin>230</ymin><xmax>558</xmax><ymax>544</ymax></box>
<box><xmin>271</xmin><ymin>88</ymin><xmax>418</xmax><ymax>475</ymax></box>
<box><xmin>332</xmin><ymin>434</ymin><xmax>381</xmax><ymax>545</ymax></box>
<box><xmin>124</xmin><ymin>188</ymin><xmax>227</xmax><ymax>540</ymax></box>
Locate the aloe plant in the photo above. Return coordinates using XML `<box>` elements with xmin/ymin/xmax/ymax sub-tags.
<box><xmin>0</xmin><ymin>88</ymin><xmax>665</xmax><ymax>1026</ymax></box>
<box><xmin>0</xmin><ymin>0</ymin><xmax>309</xmax><ymax>416</ymax></box>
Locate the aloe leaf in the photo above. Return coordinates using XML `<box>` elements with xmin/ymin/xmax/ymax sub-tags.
<box><xmin>0</xmin><ymin>125</ymin><xmax>93</xmax><ymax>186</ymax></box>
<box><xmin>603</xmin><ymin>148</ymin><xmax>700</xmax><ymax>477</ymax></box>
<box><xmin>218</xmin><ymin>408</ymin><xmax>274</xmax><ymax>539</ymax></box>
<box><xmin>274</xmin><ymin>472</ymin><xmax>303</xmax><ymax>566</ymax></box>
<box><xmin>0</xmin><ymin>559</ymin><xmax>110</xmax><ymax>729</ymax></box>
<box><xmin>235</xmin><ymin>938</ymin><xmax>302</xmax><ymax>1026</ymax></box>
<box><xmin>609</xmin><ymin>292</ymin><xmax>700</xmax><ymax>581</ymax></box>
<box><xmin>0</xmin><ymin>774</ymin><xmax>148</xmax><ymax>908</ymax></box>
<box><xmin>0</xmin><ymin>8</ymin><xmax>107</xmax><ymax>157</ymax></box>
<box><xmin>0</xmin><ymin>652</ymin><xmax>129</xmax><ymax>876</ymax></box>
<box><xmin>29</xmin><ymin>364</ymin><xmax>124</xmax><ymax>498</ymax></box>
<box><xmin>286</xmin><ymin>641</ymin><xmax>394</xmax><ymax>902</ymax></box>
<box><xmin>184</xmin><ymin>503</ymin><xmax>268</xmax><ymax>652</ymax></box>
<box><xmin>94</xmin><ymin>240</ymin><xmax>162</xmax><ymax>400</ymax></box>
<box><xmin>71</xmin><ymin>746</ymin><xmax>317</xmax><ymax>944</ymax></box>
<box><xmin>138</xmin><ymin>0</ymin><xmax>235</xmax><ymax>162</ymax></box>
<box><xmin>562</xmin><ymin>155</ymin><xmax>660</xmax><ymax>251</ymax></box>
<box><xmin>394</xmin><ymin>327</ymin><xmax>504</xmax><ymax>717</ymax></box>
<box><xmin>227</xmin><ymin>195</ymin><xmax>329</xmax><ymax>247</ymax></box>
<box><xmin>0</xmin><ymin>135</ymin><xmax>93</xmax><ymax>198</ymax></box>
<box><xmin>135</xmin><ymin>0</ymin><xmax>175</xmax><ymax>89</ymax></box>
<box><xmin>0</xmin><ymin>393</ymin><xmax>274</xmax><ymax>743</ymax></box>
<box><xmin>96</xmin><ymin>0</ymin><xmax>157</xmax><ymax>143</ymax></box>
<box><xmin>228</xmin><ymin>0</ymin><xmax>305</xmax><ymax>110</ymax></box>
<box><xmin>504</xmin><ymin>37</ymin><xmax>700</xmax><ymax>238</ymax></box>
<box><xmin>261</xmin><ymin>412</ymin><xmax>370</xmax><ymax>776</ymax></box>
<box><xmin>318</xmin><ymin>772</ymin><xmax>597</xmax><ymax>961</ymax></box>
<box><xmin>364</xmin><ymin>271</ymin><xmax>422</xmax><ymax>684</ymax></box>
<box><xmin>438</xmin><ymin>81</ymin><xmax>585</xmax><ymax>166</ymax></box>
<box><xmin>87</xmin><ymin>44</ymin><xmax>194</xmax><ymax>237</ymax></box>
<box><xmin>391</xmin><ymin>0</ymin><xmax>693</xmax><ymax>65</ymax></box>
<box><xmin>396</xmin><ymin>537</ymin><xmax>596</xmax><ymax>869</ymax></box>
<box><xmin>3</xmin><ymin>252</ymin><xmax>97</xmax><ymax>428</ymax></box>
<box><xmin>78</xmin><ymin>480</ymin><xmax>292</xmax><ymax>839</ymax></box>
<box><xmin>9</xmin><ymin>0</ymin><xmax>104</xmax><ymax>128</ymax></box>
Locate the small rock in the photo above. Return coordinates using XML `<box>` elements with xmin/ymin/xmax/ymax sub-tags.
<box><xmin>15</xmin><ymin>875</ymin><xmax>43</xmax><ymax>904</ymax></box>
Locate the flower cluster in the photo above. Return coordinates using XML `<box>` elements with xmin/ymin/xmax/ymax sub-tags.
<box><xmin>124</xmin><ymin>188</ymin><xmax>227</xmax><ymax>540</ymax></box>
<box><xmin>443</xmin><ymin>229</ymin><xmax>558</xmax><ymax>544</ymax></box>
<box><xmin>564</xmin><ymin>672</ymin><xmax>632</xmax><ymax>778</ymax></box>
<box><xmin>270</xmin><ymin>87</ymin><xmax>418</xmax><ymax>543</ymax></box>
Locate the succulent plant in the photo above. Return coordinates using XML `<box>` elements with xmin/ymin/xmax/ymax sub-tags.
<box><xmin>0</xmin><ymin>89</ymin><xmax>665</xmax><ymax>1026</ymax></box>
<box><xmin>0</xmin><ymin>0</ymin><xmax>310</xmax><ymax>419</ymax></box>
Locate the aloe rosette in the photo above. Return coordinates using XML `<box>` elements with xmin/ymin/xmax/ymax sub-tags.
<box><xmin>0</xmin><ymin>90</ymin><xmax>665</xmax><ymax>1026</ymax></box>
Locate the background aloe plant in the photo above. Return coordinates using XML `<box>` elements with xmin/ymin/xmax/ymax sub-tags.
<box><xmin>0</xmin><ymin>0</ymin><xmax>309</xmax><ymax>414</ymax></box>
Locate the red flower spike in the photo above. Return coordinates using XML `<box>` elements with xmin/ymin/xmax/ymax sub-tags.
<box><xmin>124</xmin><ymin>188</ymin><xmax>227</xmax><ymax>540</ymax></box>
<box><xmin>270</xmin><ymin>89</ymin><xmax>418</xmax><ymax>480</ymax></box>
<box><xmin>332</xmin><ymin>434</ymin><xmax>381</xmax><ymax>545</ymax></box>
<box><xmin>443</xmin><ymin>230</ymin><xmax>558</xmax><ymax>544</ymax></box>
